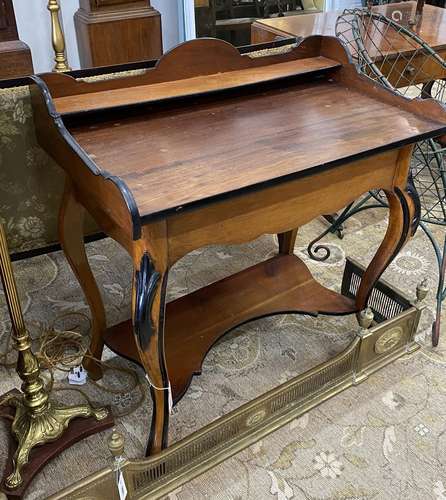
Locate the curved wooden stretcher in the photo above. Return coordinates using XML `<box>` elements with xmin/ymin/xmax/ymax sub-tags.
<box><xmin>30</xmin><ymin>35</ymin><xmax>446</xmax><ymax>455</ymax></box>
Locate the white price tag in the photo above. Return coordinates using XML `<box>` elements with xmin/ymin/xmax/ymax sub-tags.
<box><xmin>117</xmin><ymin>470</ymin><xmax>127</xmax><ymax>500</ymax></box>
<box><xmin>168</xmin><ymin>381</ymin><xmax>173</xmax><ymax>415</ymax></box>
<box><xmin>68</xmin><ymin>365</ymin><xmax>87</xmax><ymax>386</ymax></box>
<box><xmin>145</xmin><ymin>375</ymin><xmax>173</xmax><ymax>415</ymax></box>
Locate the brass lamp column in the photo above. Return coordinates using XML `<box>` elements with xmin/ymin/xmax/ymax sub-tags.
<box><xmin>47</xmin><ymin>0</ymin><xmax>71</xmax><ymax>72</ymax></box>
<box><xmin>0</xmin><ymin>223</ymin><xmax>111</xmax><ymax>492</ymax></box>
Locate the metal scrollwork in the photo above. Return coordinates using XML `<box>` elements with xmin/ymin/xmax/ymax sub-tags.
<box><xmin>307</xmin><ymin>203</ymin><xmax>354</xmax><ymax>262</ymax></box>
<box><xmin>307</xmin><ymin>239</ymin><xmax>332</xmax><ymax>261</ymax></box>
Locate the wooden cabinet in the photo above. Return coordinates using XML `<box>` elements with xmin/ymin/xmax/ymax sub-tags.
<box><xmin>0</xmin><ymin>0</ymin><xmax>33</xmax><ymax>79</ymax></box>
<box><xmin>74</xmin><ymin>0</ymin><xmax>162</xmax><ymax>69</ymax></box>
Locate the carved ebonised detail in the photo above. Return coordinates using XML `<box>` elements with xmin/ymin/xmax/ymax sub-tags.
<box><xmin>394</xmin><ymin>187</ymin><xmax>411</xmax><ymax>254</ymax></box>
<box><xmin>134</xmin><ymin>252</ymin><xmax>161</xmax><ymax>351</ymax></box>
<box><xmin>407</xmin><ymin>172</ymin><xmax>421</xmax><ymax>236</ymax></box>
<box><xmin>29</xmin><ymin>75</ymin><xmax>143</xmax><ymax>240</ymax></box>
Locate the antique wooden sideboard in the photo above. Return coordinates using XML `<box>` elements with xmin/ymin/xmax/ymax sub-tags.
<box><xmin>30</xmin><ymin>35</ymin><xmax>446</xmax><ymax>456</ymax></box>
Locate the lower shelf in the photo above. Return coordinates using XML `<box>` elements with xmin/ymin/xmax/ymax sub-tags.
<box><xmin>54</xmin><ymin>260</ymin><xmax>424</xmax><ymax>500</ymax></box>
<box><xmin>104</xmin><ymin>254</ymin><xmax>355</xmax><ymax>402</ymax></box>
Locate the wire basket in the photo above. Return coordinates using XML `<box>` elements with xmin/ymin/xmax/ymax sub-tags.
<box><xmin>336</xmin><ymin>8</ymin><xmax>446</xmax><ymax>225</ymax></box>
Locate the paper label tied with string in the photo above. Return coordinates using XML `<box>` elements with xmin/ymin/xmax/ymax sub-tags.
<box><xmin>117</xmin><ymin>470</ymin><xmax>127</xmax><ymax>500</ymax></box>
<box><xmin>113</xmin><ymin>452</ymin><xmax>127</xmax><ymax>500</ymax></box>
<box><xmin>145</xmin><ymin>374</ymin><xmax>173</xmax><ymax>414</ymax></box>
<box><xmin>68</xmin><ymin>365</ymin><xmax>87</xmax><ymax>385</ymax></box>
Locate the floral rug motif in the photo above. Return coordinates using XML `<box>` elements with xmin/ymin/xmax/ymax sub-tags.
<box><xmin>0</xmin><ymin>207</ymin><xmax>445</xmax><ymax>499</ymax></box>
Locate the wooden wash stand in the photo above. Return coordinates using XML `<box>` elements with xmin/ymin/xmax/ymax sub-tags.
<box><xmin>30</xmin><ymin>36</ymin><xmax>446</xmax><ymax>456</ymax></box>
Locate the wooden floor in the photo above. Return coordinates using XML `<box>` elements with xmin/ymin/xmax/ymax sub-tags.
<box><xmin>70</xmin><ymin>79</ymin><xmax>444</xmax><ymax>219</ymax></box>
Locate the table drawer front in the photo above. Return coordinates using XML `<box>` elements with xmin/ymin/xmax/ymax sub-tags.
<box><xmin>379</xmin><ymin>53</ymin><xmax>446</xmax><ymax>88</ymax></box>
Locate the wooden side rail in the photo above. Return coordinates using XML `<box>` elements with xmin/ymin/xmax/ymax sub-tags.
<box><xmin>35</xmin><ymin>35</ymin><xmax>349</xmax><ymax>115</ymax></box>
<box><xmin>53</xmin><ymin>56</ymin><xmax>341</xmax><ymax>114</ymax></box>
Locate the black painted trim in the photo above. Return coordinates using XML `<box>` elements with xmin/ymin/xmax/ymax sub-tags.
<box><xmin>157</xmin><ymin>273</ymin><xmax>170</xmax><ymax>452</ymax></box>
<box><xmin>134</xmin><ymin>253</ymin><xmax>161</xmax><ymax>351</ymax></box>
<box><xmin>27</xmin><ymin>35</ymin><xmax>446</xmax><ymax>241</ymax></box>
<box><xmin>393</xmin><ymin>187</ymin><xmax>412</xmax><ymax>260</ymax></box>
<box><xmin>137</xmin><ymin>126</ymin><xmax>446</xmax><ymax>225</ymax></box>
<box><xmin>133</xmin><ymin>253</ymin><xmax>170</xmax><ymax>455</ymax></box>
<box><xmin>145</xmin><ymin>384</ymin><xmax>170</xmax><ymax>455</ymax></box>
<box><xmin>105</xmin><ymin>304</ymin><xmax>356</xmax><ymax>407</ymax></box>
<box><xmin>27</xmin><ymin>37</ymin><xmax>300</xmax><ymax>242</ymax></box>
<box><xmin>407</xmin><ymin>172</ymin><xmax>421</xmax><ymax>235</ymax></box>
<box><xmin>30</xmin><ymin>75</ymin><xmax>143</xmax><ymax>240</ymax></box>
<box><xmin>146</xmin><ymin>385</ymin><xmax>158</xmax><ymax>455</ymax></box>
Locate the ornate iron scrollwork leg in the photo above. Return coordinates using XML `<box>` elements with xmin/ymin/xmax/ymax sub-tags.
<box><xmin>323</xmin><ymin>214</ymin><xmax>345</xmax><ymax>239</ymax></box>
<box><xmin>432</xmin><ymin>234</ymin><xmax>446</xmax><ymax>347</ymax></box>
<box><xmin>420</xmin><ymin>223</ymin><xmax>446</xmax><ymax>347</ymax></box>
<box><xmin>308</xmin><ymin>175</ymin><xmax>420</xmax><ymax>263</ymax></box>
<box><xmin>307</xmin><ymin>203</ymin><xmax>355</xmax><ymax>262</ymax></box>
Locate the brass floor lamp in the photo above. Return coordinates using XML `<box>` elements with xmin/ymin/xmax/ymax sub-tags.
<box><xmin>47</xmin><ymin>0</ymin><xmax>71</xmax><ymax>72</ymax></box>
<box><xmin>0</xmin><ymin>223</ymin><xmax>113</xmax><ymax>497</ymax></box>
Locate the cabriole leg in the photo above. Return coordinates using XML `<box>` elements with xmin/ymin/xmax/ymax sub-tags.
<box><xmin>58</xmin><ymin>177</ymin><xmax>106</xmax><ymax>380</ymax></box>
<box><xmin>356</xmin><ymin>188</ymin><xmax>414</xmax><ymax>312</ymax></box>
<box><xmin>132</xmin><ymin>247</ymin><xmax>170</xmax><ymax>455</ymax></box>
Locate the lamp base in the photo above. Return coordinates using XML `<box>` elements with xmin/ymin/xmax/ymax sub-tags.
<box><xmin>0</xmin><ymin>390</ymin><xmax>114</xmax><ymax>499</ymax></box>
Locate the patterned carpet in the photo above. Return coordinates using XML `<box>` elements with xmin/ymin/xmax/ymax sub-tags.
<box><xmin>0</xmin><ymin>206</ymin><xmax>445</xmax><ymax>499</ymax></box>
